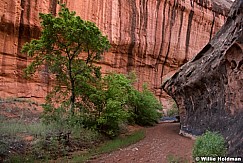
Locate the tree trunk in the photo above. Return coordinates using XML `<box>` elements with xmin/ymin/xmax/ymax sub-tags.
<box><xmin>68</xmin><ymin>58</ymin><xmax>75</xmax><ymax>115</ymax></box>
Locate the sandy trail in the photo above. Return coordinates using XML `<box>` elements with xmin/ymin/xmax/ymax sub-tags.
<box><xmin>88</xmin><ymin>123</ymin><xmax>194</xmax><ymax>163</ymax></box>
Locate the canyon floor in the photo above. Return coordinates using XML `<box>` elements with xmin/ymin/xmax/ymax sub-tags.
<box><xmin>0</xmin><ymin>99</ymin><xmax>194</xmax><ymax>163</ymax></box>
<box><xmin>88</xmin><ymin>123</ymin><xmax>194</xmax><ymax>163</ymax></box>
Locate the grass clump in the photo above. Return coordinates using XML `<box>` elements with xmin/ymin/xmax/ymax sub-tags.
<box><xmin>0</xmin><ymin>119</ymin><xmax>100</xmax><ymax>161</ymax></box>
<box><xmin>193</xmin><ymin>131</ymin><xmax>227</xmax><ymax>162</ymax></box>
<box><xmin>0</xmin><ymin>120</ymin><xmax>50</xmax><ymax>137</ymax></box>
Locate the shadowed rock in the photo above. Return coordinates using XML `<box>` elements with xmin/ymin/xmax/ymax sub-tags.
<box><xmin>162</xmin><ymin>0</ymin><xmax>243</xmax><ymax>156</ymax></box>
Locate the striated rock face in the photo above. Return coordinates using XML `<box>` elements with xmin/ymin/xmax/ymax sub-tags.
<box><xmin>0</xmin><ymin>0</ymin><xmax>231</xmax><ymax>102</ymax></box>
<box><xmin>163</xmin><ymin>0</ymin><xmax>243</xmax><ymax>156</ymax></box>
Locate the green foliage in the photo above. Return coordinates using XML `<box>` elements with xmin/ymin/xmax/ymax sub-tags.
<box><xmin>87</xmin><ymin>73</ymin><xmax>162</xmax><ymax>137</ymax></box>
<box><xmin>193</xmin><ymin>131</ymin><xmax>227</xmax><ymax>161</ymax></box>
<box><xmin>21</xmin><ymin>3</ymin><xmax>162</xmax><ymax>139</ymax></box>
<box><xmin>31</xmin><ymin>134</ymin><xmax>68</xmax><ymax>159</ymax></box>
<box><xmin>41</xmin><ymin>72</ymin><xmax>162</xmax><ymax>137</ymax></box>
<box><xmin>129</xmin><ymin>84</ymin><xmax>162</xmax><ymax>126</ymax></box>
<box><xmin>89</xmin><ymin>73</ymin><xmax>133</xmax><ymax>137</ymax></box>
<box><xmin>22</xmin><ymin>3</ymin><xmax>110</xmax><ymax>113</ymax></box>
<box><xmin>96</xmin><ymin>100</ymin><xmax>129</xmax><ymax>137</ymax></box>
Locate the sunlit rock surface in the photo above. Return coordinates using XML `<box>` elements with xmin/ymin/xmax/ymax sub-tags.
<box><xmin>0</xmin><ymin>0</ymin><xmax>231</xmax><ymax>102</ymax></box>
<box><xmin>163</xmin><ymin>0</ymin><xmax>243</xmax><ymax>156</ymax></box>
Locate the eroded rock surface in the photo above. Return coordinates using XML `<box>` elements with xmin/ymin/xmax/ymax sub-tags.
<box><xmin>0</xmin><ymin>0</ymin><xmax>231</xmax><ymax>102</ymax></box>
<box><xmin>163</xmin><ymin>0</ymin><xmax>243</xmax><ymax>156</ymax></box>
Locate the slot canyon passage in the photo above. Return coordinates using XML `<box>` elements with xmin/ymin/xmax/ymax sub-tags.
<box><xmin>163</xmin><ymin>0</ymin><xmax>243</xmax><ymax>157</ymax></box>
<box><xmin>1</xmin><ymin>0</ymin><xmax>242</xmax><ymax>162</ymax></box>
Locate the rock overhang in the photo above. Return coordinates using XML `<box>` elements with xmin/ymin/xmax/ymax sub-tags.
<box><xmin>162</xmin><ymin>0</ymin><xmax>243</xmax><ymax>156</ymax></box>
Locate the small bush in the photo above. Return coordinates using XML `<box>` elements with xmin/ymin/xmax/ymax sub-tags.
<box><xmin>90</xmin><ymin>73</ymin><xmax>132</xmax><ymax>137</ymax></box>
<box><xmin>129</xmin><ymin>85</ymin><xmax>162</xmax><ymax>126</ymax></box>
<box><xmin>193</xmin><ymin>131</ymin><xmax>227</xmax><ymax>160</ymax></box>
<box><xmin>87</xmin><ymin>73</ymin><xmax>162</xmax><ymax>136</ymax></box>
<box><xmin>96</xmin><ymin>99</ymin><xmax>130</xmax><ymax>137</ymax></box>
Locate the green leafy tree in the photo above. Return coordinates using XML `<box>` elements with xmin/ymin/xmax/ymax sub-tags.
<box><xmin>22</xmin><ymin>4</ymin><xmax>110</xmax><ymax>114</ymax></box>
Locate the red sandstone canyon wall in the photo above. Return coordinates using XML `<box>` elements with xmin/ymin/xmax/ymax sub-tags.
<box><xmin>0</xmin><ymin>0</ymin><xmax>231</xmax><ymax>102</ymax></box>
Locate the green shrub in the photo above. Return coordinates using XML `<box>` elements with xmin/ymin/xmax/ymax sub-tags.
<box><xmin>193</xmin><ymin>131</ymin><xmax>227</xmax><ymax>160</ymax></box>
<box><xmin>96</xmin><ymin>99</ymin><xmax>129</xmax><ymax>137</ymax></box>
<box><xmin>41</xmin><ymin>73</ymin><xmax>162</xmax><ymax>137</ymax></box>
<box><xmin>42</xmin><ymin>104</ymin><xmax>64</xmax><ymax>125</ymax></box>
<box><xmin>91</xmin><ymin>74</ymin><xmax>162</xmax><ymax>136</ymax></box>
<box><xmin>128</xmin><ymin>85</ymin><xmax>162</xmax><ymax>126</ymax></box>
<box><xmin>89</xmin><ymin>73</ymin><xmax>132</xmax><ymax>137</ymax></box>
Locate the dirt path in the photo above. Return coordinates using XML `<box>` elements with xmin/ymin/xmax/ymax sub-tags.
<box><xmin>88</xmin><ymin>123</ymin><xmax>194</xmax><ymax>163</ymax></box>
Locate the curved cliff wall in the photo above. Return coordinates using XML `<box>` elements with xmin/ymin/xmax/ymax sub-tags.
<box><xmin>163</xmin><ymin>0</ymin><xmax>243</xmax><ymax>155</ymax></box>
<box><xmin>0</xmin><ymin>0</ymin><xmax>230</xmax><ymax>102</ymax></box>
